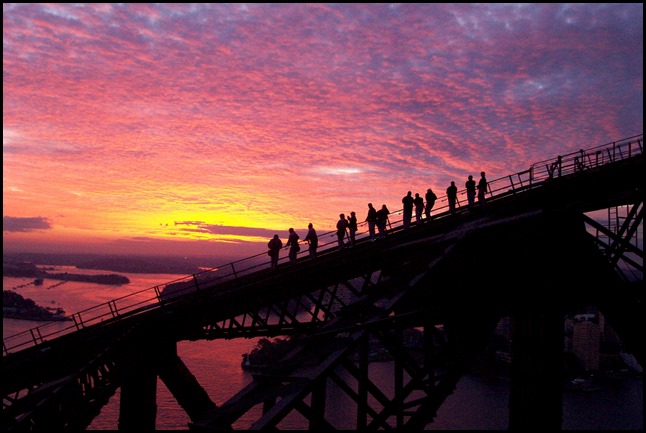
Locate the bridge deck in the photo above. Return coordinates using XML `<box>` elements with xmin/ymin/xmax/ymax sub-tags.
<box><xmin>3</xmin><ymin>136</ymin><xmax>643</xmax><ymax>431</ymax></box>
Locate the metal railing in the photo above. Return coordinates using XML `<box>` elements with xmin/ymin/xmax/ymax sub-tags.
<box><xmin>3</xmin><ymin>134</ymin><xmax>642</xmax><ymax>355</ymax></box>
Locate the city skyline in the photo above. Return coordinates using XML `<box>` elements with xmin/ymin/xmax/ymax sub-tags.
<box><xmin>3</xmin><ymin>3</ymin><xmax>643</xmax><ymax>258</ymax></box>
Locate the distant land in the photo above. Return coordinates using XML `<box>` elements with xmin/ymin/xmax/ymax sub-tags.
<box><xmin>4</xmin><ymin>290</ymin><xmax>71</xmax><ymax>321</ymax></box>
<box><xmin>3</xmin><ymin>260</ymin><xmax>130</xmax><ymax>285</ymax></box>
<box><xmin>2</xmin><ymin>252</ymin><xmax>243</xmax><ymax>275</ymax></box>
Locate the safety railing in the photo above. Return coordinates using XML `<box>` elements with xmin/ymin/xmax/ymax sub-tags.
<box><xmin>3</xmin><ymin>134</ymin><xmax>642</xmax><ymax>355</ymax></box>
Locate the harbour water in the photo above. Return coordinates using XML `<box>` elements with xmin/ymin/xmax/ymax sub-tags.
<box><xmin>3</xmin><ymin>269</ymin><xmax>643</xmax><ymax>430</ymax></box>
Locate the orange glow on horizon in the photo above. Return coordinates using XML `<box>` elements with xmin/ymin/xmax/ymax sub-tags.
<box><xmin>3</xmin><ymin>3</ymin><xmax>643</xmax><ymax>257</ymax></box>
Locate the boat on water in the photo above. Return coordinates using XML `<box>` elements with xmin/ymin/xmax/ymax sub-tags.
<box><xmin>241</xmin><ymin>353</ymin><xmax>269</xmax><ymax>372</ymax></box>
<box><xmin>568</xmin><ymin>377</ymin><xmax>602</xmax><ymax>392</ymax></box>
<box><xmin>33</xmin><ymin>278</ymin><xmax>44</xmax><ymax>285</ymax></box>
<box><xmin>240</xmin><ymin>337</ymin><xmax>295</xmax><ymax>372</ymax></box>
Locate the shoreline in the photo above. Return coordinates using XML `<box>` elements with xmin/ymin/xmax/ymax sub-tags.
<box><xmin>3</xmin><ymin>309</ymin><xmax>71</xmax><ymax>322</ymax></box>
<box><xmin>3</xmin><ymin>290</ymin><xmax>72</xmax><ymax>322</ymax></box>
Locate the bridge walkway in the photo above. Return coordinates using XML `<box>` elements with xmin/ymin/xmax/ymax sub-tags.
<box><xmin>2</xmin><ymin>135</ymin><xmax>643</xmax><ymax>431</ymax></box>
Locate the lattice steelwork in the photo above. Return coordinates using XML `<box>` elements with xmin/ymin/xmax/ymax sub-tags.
<box><xmin>3</xmin><ymin>135</ymin><xmax>642</xmax><ymax>431</ymax></box>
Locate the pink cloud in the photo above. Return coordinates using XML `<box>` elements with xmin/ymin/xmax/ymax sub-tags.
<box><xmin>3</xmin><ymin>3</ymin><xmax>642</xmax><ymax>256</ymax></box>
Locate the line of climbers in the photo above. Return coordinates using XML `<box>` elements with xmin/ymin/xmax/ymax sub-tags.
<box><xmin>267</xmin><ymin>172</ymin><xmax>487</xmax><ymax>271</ymax></box>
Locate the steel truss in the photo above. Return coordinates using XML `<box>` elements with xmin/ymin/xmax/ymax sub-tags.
<box><xmin>584</xmin><ymin>201</ymin><xmax>644</xmax><ymax>281</ymax></box>
<box><xmin>4</xmin><ymin>354</ymin><xmax>121</xmax><ymax>431</ymax></box>
<box><xmin>195</xmin><ymin>270</ymin><xmax>388</xmax><ymax>340</ymax></box>
<box><xmin>190</xmin><ymin>258</ymin><xmax>496</xmax><ymax>431</ymax></box>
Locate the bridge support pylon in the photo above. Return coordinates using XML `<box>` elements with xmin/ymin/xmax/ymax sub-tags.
<box><xmin>118</xmin><ymin>339</ymin><xmax>160</xmax><ymax>430</ymax></box>
<box><xmin>509</xmin><ymin>307</ymin><xmax>564</xmax><ymax>430</ymax></box>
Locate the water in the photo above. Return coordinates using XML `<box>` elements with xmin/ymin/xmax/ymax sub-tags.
<box><xmin>3</xmin><ymin>270</ymin><xmax>642</xmax><ymax>430</ymax></box>
<box><xmin>3</xmin><ymin>270</ymin><xmax>265</xmax><ymax>430</ymax></box>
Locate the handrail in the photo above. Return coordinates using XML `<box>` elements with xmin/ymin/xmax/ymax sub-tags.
<box><xmin>3</xmin><ymin>134</ymin><xmax>642</xmax><ymax>355</ymax></box>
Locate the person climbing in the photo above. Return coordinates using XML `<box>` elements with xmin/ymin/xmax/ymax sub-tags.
<box><xmin>336</xmin><ymin>213</ymin><xmax>349</xmax><ymax>249</ymax></box>
<box><xmin>285</xmin><ymin>228</ymin><xmax>300</xmax><ymax>264</ymax></box>
<box><xmin>267</xmin><ymin>234</ymin><xmax>283</xmax><ymax>270</ymax></box>
<box><xmin>304</xmin><ymin>223</ymin><xmax>318</xmax><ymax>259</ymax></box>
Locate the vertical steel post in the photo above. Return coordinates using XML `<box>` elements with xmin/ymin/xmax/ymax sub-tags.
<box><xmin>509</xmin><ymin>308</ymin><xmax>563</xmax><ymax>431</ymax></box>
<box><xmin>118</xmin><ymin>342</ymin><xmax>158</xmax><ymax>430</ymax></box>
<box><xmin>309</xmin><ymin>378</ymin><xmax>327</xmax><ymax>430</ymax></box>
<box><xmin>394</xmin><ymin>327</ymin><xmax>404</xmax><ymax>428</ymax></box>
<box><xmin>357</xmin><ymin>333</ymin><xmax>369</xmax><ymax>430</ymax></box>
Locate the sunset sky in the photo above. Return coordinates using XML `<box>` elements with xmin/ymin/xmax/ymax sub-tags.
<box><xmin>3</xmin><ymin>3</ymin><xmax>643</xmax><ymax>260</ymax></box>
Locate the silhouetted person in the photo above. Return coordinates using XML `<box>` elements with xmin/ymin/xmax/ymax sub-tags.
<box><xmin>304</xmin><ymin>223</ymin><xmax>318</xmax><ymax>259</ymax></box>
<box><xmin>286</xmin><ymin>228</ymin><xmax>300</xmax><ymax>264</ymax></box>
<box><xmin>425</xmin><ymin>188</ymin><xmax>437</xmax><ymax>221</ymax></box>
<box><xmin>447</xmin><ymin>181</ymin><xmax>458</xmax><ymax>215</ymax></box>
<box><xmin>402</xmin><ymin>191</ymin><xmax>414</xmax><ymax>229</ymax></box>
<box><xmin>267</xmin><ymin>234</ymin><xmax>283</xmax><ymax>270</ymax></box>
<box><xmin>347</xmin><ymin>211</ymin><xmax>357</xmax><ymax>246</ymax></box>
<box><xmin>365</xmin><ymin>203</ymin><xmax>377</xmax><ymax>241</ymax></box>
<box><xmin>336</xmin><ymin>213</ymin><xmax>349</xmax><ymax>249</ymax></box>
<box><xmin>465</xmin><ymin>175</ymin><xmax>476</xmax><ymax>209</ymax></box>
<box><xmin>548</xmin><ymin>155</ymin><xmax>562</xmax><ymax>178</ymax></box>
<box><xmin>413</xmin><ymin>193</ymin><xmax>424</xmax><ymax>223</ymax></box>
<box><xmin>477</xmin><ymin>171</ymin><xmax>487</xmax><ymax>205</ymax></box>
<box><xmin>376</xmin><ymin>204</ymin><xmax>390</xmax><ymax>238</ymax></box>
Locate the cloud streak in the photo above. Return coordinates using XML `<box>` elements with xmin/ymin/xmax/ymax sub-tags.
<box><xmin>2</xmin><ymin>3</ymin><xmax>643</xmax><ymax>257</ymax></box>
<box><xmin>3</xmin><ymin>216</ymin><xmax>52</xmax><ymax>233</ymax></box>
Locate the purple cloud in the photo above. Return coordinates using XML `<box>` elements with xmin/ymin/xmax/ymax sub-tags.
<box><xmin>2</xmin><ymin>3</ymin><xmax>642</xmax><ymax>257</ymax></box>
<box><xmin>3</xmin><ymin>216</ymin><xmax>52</xmax><ymax>232</ymax></box>
<box><xmin>173</xmin><ymin>221</ymin><xmax>291</xmax><ymax>238</ymax></box>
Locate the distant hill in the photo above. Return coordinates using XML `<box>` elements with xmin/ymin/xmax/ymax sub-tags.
<box><xmin>3</xmin><ymin>252</ymin><xmax>211</xmax><ymax>275</ymax></box>
<box><xmin>74</xmin><ymin>256</ymin><xmax>202</xmax><ymax>275</ymax></box>
<box><xmin>2</xmin><ymin>252</ymin><xmax>252</xmax><ymax>275</ymax></box>
<box><xmin>3</xmin><ymin>290</ymin><xmax>71</xmax><ymax>321</ymax></box>
<box><xmin>2</xmin><ymin>260</ymin><xmax>130</xmax><ymax>285</ymax></box>
<box><xmin>2</xmin><ymin>260</ymin><xmax>38</xmax><ymax>278</ymax></box>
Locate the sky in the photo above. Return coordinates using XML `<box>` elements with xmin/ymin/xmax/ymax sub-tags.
<box><xmin>3</xmin><ymin>3</ymin><xmax>643</xmax><ymax>260</ymax></box>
